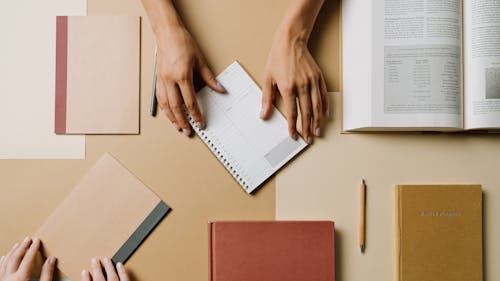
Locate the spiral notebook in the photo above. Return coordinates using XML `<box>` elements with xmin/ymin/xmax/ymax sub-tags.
<box><xmin>189</xmin><ymin>62</ymin><xmax>307</xmax><ymax>193</ymax></box>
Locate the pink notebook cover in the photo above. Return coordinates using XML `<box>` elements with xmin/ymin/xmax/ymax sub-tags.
<box><xmin>209</xmin><ymin>221</ymin><xmax>335</xmax><ymax>281</ymax></box>
<box><xmin>55</xmin><ymin>16</ymin><xmax>139</xmax><ymax>134</ymax></box>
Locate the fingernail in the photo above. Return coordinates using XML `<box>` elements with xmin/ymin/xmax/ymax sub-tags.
<box><xmin>195</xmin><ymin>121</ymin><xmax>205</xmax><ymax>130</ymax></box>
<box><xmin>23</xmin><ymin>236</ymin><xmax>30</xmax><ymax>243</ymax></box>
<box><xmin>182</xmin><ymin>128</ymin><xmax>190</xmax><ymax>136</ymax></box>
<box><xmin>326</xmin><ymin>110</ymin><xmax>330</xmax><ymax>118</ymax></box>
<box><xmin>216</xmin><ymin>81</ymin><xmax>226</xmax><ymax>92</ymax></box>
<box><xmin>81</xmin><ymin>270</ymin><xmax>88</xmax><ymax>276</ymax></box>
<box><xmin>307</xmin><ymin>136</ymin><xmax>312</xmax><ymax>144</ymax></box>
<box><xmin>315</xmin><ymin>127</ymin><xmax>321</xmax><ymax>137</ymax></box>
<box><xmin>12</xmin><ymin>243</ymin><xmax>19</xmax><ymax>249</ymax></box>
<box><xmin>32</xmin><ymin>237</ymin><xmax>39</xmax><ymax>244</ymax></box>
<box><xmin>117</xmin><ymin>262</ymin><xmax>124</xmax><ymax>269</ymax></box>
<box><xmin>49</xmin><ymin>257</ymin><xmax>56</xmax><ymax>264</ymax></box>
<box><xmin>260</xmin><ymin>108</ymin><xmax>264</xmax><ymax>119</ymax></box>
<box><xmin>291</xmin><ymin>132</ymin><xmax>298</xmax><ymax>140</ymax></box>
<box><xmin>172</xmin><ymin>122</ymin><xmax>180</xmax><ymax>131</ymax></box>
<box><xmin>91</xmin><ymin>258</ymin><xmax>98</xmax><ymax>265</ymax></box>
<box><xmin>103</xmin><ymin>257</ymin><xmax>110</xmax><ymax>264</ymax></box>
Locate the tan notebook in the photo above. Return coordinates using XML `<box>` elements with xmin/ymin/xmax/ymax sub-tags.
<box><xmin>36</xmin><ymin>153</ymin><xmax>169</xmax><ymax>280</ymax></box>
<box><xmin>395</xmin><ymin>185</ymin><xmax>482</xmax><ymax>281</ymax></box>
<box><xmin>55</xmin><ymin>16</ymin><xmax>140</xmax><ymax>134</ymax></box>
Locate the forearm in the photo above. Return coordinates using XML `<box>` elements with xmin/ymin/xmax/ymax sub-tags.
<box><xmin>141</xmin><ymin>0</ymin><xmax>185</xmax><ymax>44</ymax></box>
<box><xmin>277</xmin><ymin>0</ymin><xmax>325</xmax><ymax>43</ymax></box>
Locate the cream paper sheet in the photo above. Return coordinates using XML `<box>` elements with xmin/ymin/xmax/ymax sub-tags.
<box><xmin>0</xmin><ymin>0</ymin><xmax>86</xmax><ymax>159</ymax></box>
<box><xmin>276</xmin><ymin>92</ymin><xmax>500</xmax><ymax>281</ymax></box>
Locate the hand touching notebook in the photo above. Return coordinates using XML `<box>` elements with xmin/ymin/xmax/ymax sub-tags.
<box><xmin>188</xmin><ymin>62</ymin><xmax>307</xmax><ymax>193</ymax></box>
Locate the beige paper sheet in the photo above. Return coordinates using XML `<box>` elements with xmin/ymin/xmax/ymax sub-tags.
<box><xmin>65</xmin><ymin>16</ymin><xmax>140</xmax><ymax>134</ymax></box>
<box><xmin>0</xmin><ymin>0</ymin><xmax>85</xmax><ymax>159</ymax></box>
<box><xmin>276</xmin><ymin>93</ymin><xmax>500</xmax><ymax>281</ymax></box>
<box><xmin>36</xmin><ymin>153</ymin><xmax>162</xmax><ymax>281</ymax></box>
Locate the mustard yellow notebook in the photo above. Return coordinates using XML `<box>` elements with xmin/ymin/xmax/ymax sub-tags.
<box><xmin>395</xmin><ymin>185</ymin><xmax>482</xmax><ymax>281</ymax></box>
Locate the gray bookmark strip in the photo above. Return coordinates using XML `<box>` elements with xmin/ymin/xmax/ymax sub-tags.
<box><xmin>112</xmin><ymin>201</ymin><xmax>170</xmax><ymax>264</ymax></box>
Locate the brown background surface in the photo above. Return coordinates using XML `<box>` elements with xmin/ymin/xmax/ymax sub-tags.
<box><xmin>0</xmin><ymin>0</ymin><xmax>339</xmax><ymax>281</ymax></box>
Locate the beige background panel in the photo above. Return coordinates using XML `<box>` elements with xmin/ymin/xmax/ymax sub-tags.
<box><xmin>0</xmin><ymin>0</ymin><xmax>85</xmax><ymax>159</ymax></box>
<box><xmin>277</xmin><ymin>93</ymin><xmax>500</xmax><ymax>281</ymax></box>
<box><xmin>66</xmin><ymin>16</ymin><xmax>140</xmax><ymax>134</ymax></box>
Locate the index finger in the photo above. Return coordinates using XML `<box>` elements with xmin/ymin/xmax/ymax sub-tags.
<box><xmin>39</xmin><ymin>257</ymin><xmax>56</xmax><ymax>281</ymax></box>
<box><xmin>116</xmin><ymin>263</ymin><xmax>130</xmax><ymax>281</ymax></box>
<box><xmin>166</xmin><ymin>83</ymin><xmax>191</xmax><ymax>136</ymax></box>
<box><xmin>18</xmin><ymin>237</ymin><xmax>40</xmax><ymax>275</ymax></box>
<box><xmin>90</xmin><ymin>258</ymin><xmax>105</xmax><ymax>281</ymax></box>
<box><xmin>279</xmin><ymin>87</ymin><xmax>298</xmax><ymax>140</ymax></box>
<box><xmin>0</xmin><ymin>242</ymin><xmax>19</xmax><ymax>274</ymax></box>
<box><xmin>320</xmin><ymin>75</ymin><xmax>330</xmax><ymax>118</ymax></box>
<box><xmin>7</xmin><ymin>236</ymin><xmax>32</xmax><ymax>273</ymax></box>
<box><xmin>178</xmin><ymin>79</ymin><xmax>204</xmax><ymax>130</ymax></box>
<box><xmin>102</xmin><ymin>258</ymin><xmax>119</xmax><ymax>281</ymax></box>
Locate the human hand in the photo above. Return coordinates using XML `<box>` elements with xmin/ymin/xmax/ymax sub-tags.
<box><xmin>261</xmin><ymin>30</ymin><xmax>329</xmax><ymax>144</ymax></box>
<box><xmin>81</xmin><ymin>258</ymin><xmax>129</xmax><ymax>281</ymax></box>
<box><xmin>0</xmin><ymin>237</ymin><xmax>56</xmax><ymax>281</ymax></box>
<box><xmin>155</xmin><ymin>26</ymin><xmax>225</xmax><ymax>136</ymax></box>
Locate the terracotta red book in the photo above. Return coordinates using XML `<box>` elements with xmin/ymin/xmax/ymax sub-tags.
<box><xmin>208</xmin><ymin>221</ymin><xmax>335</xmax><ymax>281</ymax></box>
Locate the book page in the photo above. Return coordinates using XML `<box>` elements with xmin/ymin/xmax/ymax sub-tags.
<box><xmin>464</xmin><ymin>0</ymin><xmax>500</xmax><ymax>129</ymax></box>
<box><xmin>342</xmin><ymin>0</ymin><xmax>374</xmax><ymax>131</ymax></box>
<box><xmin>371</xmin><ymin>0</ymin><xmax>463</xmax><ymax>129</ymax></box>
<box><xmin>191</xmin><ymin>62</ymin><xmax>307</xmax><ymax>193</ymax></box>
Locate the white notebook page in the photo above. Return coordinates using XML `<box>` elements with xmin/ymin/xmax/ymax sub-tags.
<box><xmin>189</xmin><ymin>62</ymin><xmax>307</xmax><ymax>193</ymax></box>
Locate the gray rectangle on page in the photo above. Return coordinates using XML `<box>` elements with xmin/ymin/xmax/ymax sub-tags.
<box><xmin>264</xmin><ymin>137</ymin><xmax>302</xmax><ymax>168</ymax></box>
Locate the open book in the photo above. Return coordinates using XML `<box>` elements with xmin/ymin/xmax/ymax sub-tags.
<box><xmin>342</xmin><ymin>0</ymin><xmax>500</xmax><ymax>132</ymax></box>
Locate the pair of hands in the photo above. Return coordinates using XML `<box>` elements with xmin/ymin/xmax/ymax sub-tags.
<box><xmin>0</xmin><ymin>237</ymin><xmax>129</xmax><ymax>281</ymax></box>
<box><xmin>156</xmin><ymin>24</ymin><xmax>329</xmax><ymax>144</ymax></box>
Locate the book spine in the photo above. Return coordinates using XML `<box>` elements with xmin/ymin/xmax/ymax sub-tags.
<box><xmin>111</xmin><ymin>201</ymin><xmax>170</xmax><ymax>264</ymax></box>
<box><xmin>208</xmin><ymin>222</ymin><xmax>214</xmax><ymax>281</ymax></box>
<box><xmin>186</xmin><ymin>113</ymin><xmax>252</xmax><ymax>192</ymax></box>
<box><xmin>54</xmin><ymin>16</ymin><xmax>68</xmax><ymax>134</ymax></box>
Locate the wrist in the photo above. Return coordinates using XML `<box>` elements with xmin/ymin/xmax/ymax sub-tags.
<box><xmin>153</xmin><ymin>17</ymin><xmax>185</xmax><ymax>38</ymax></box>
<box><xmin>153</xmin><ymin>20</ymin><xmax>186</xmax><ymax>46</ymax></box>
<box><xmin>145</xmin><ymin>0</ymin><xmax>186</xmax><ymax>46</ymax></box>
<box><xmin>274</xmin><ymin>0</ymin><xmax>325</xmax><ymax>45</ymax></box>
<box><xmin>275</xmin><ymin>19</ymin><xmax>310</xmax><ymax>46</ymax></box>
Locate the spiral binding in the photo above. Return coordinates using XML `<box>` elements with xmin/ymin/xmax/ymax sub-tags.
<box><xmin>186</xmin><ymin>112</ymin><xmax>251</xmax><ymax>191</ymax></box>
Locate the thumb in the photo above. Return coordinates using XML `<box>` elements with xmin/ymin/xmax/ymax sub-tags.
<box><xmin>198</xmin><ymin>57</ymin><xmax>225</xmax><ymax>93</ymax></box>
<box><xmin>261</xmin><ymin>76</ymin><xmax>274</xmax><ymax>120</ymax></box>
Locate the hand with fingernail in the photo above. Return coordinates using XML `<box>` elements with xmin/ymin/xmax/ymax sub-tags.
<box><xmin>261</xmin><ymin>0</ymin><xmax>329</xmax><ymax>145</ymax></box>
<box><xmin>0</xmin><ymin>237</ymin><xmax>56</xmax><ymax>281</ymax></box>
<box><xmin>141</xmin><ymin>0</ymin><xmax>329</xmax><ymax>140</ymax></box>
<box><xmin>141</xmin><ymin>0</ymin><xmax>225</xmax><ymax>137</ymax></box>
<box><xmin>81</xmin><ymin>258</ymin><xmax>129</xmax><ymax>281</ymax></box>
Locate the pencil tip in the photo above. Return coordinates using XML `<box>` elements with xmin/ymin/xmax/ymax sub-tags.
<box><xmin>362</xmin><ymin>178</ymin><xmax>366</xmax><ymax>185</ymax></box>
<box><xmin>360</xmin><ymin>245</ymin><xmax>365</xmax><ymax>253</ymax></box>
